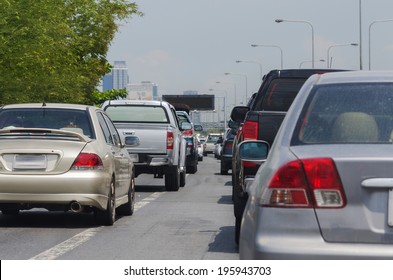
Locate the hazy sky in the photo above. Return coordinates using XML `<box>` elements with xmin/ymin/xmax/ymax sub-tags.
<box><xmin>107</xmin><ymin>0</ymin><xmax>393</xmax><ymax>105</ymax></box>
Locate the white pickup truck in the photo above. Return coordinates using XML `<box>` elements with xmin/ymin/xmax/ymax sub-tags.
<box><xmin>101</xmin><ymin>100</ymin><xmax>187</xmax><ymax>191</ymax></box>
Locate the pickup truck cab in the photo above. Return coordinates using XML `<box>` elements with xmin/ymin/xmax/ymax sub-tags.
<box><xmin>101</xmin><ymin>100</ymin><xmax>187</xmax><ymax>191</ymax></box>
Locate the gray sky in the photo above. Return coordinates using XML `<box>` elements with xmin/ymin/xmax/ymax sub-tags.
<box><xmin>107</xmin><ymin>0</ymin><xmax>393</xmax><ymax>105</ymax></box>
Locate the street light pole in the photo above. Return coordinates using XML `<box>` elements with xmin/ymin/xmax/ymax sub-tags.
<box><xmin>326</xmin><ymin>43</ymin><xmax>358</xmax><ymax>68</ymax></box>
<box><xmin>359</xmin><ymin>0</ymin><xmax>363</xmax><ymax>70</ymax></box>
<box><xmin>251</xmin><ymin>44</ymin><xmax>284</xmax><ymax>69</ymax></box>
<box><xmin>275</xmin><ymin>19</ymin><xmax>314</xmax><ymax>68</ymax></box>
<box><xmin>368</xmin><ymin>19</ymin><xmax>393</xmax><ymax>70</ymax></box>
<box><xmin>235</xmin><ymin>60</ymin><xmax>263</xmax><ymax>81</ymax></box>
<box><xmin>216</xmin><ymin>81</ymin><xmax>237</xmax><ymax>107</ymax></box>
<box><xmin>224</xmin><ymin>72</ymin><xmax>248</xmax><ymax>104</ymax></box>
<box><xmin>209</xmin><ymin>89</ymin><xmax>227</xmax><ymax>129</ymax></box>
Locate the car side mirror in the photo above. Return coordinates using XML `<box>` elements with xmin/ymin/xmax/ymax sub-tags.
<box><xmin>238</xmin><ymin>140</ymin><xmax>269</xmax><ymax>165</ymax></box>
<box><xmin>230</xmin><ymin>106</ymin><xmax>249</xmax><ymax>123</ymax></box>
<box><xmin>194</xmin><ymin>124</ymin><xmax>203</xmax><ymax>132</ymax></box>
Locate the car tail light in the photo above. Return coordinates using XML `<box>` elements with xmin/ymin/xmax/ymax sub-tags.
<box><xmin>261</xmin><ymin>158</ymin><xmax>346</xmax><ymax>208</ymax></box>
<box><xmin>241</xmin><ymin>120</ymin><xmax>258</xmax><ymax>167</ymax></box>
<box><xmin>223</xmin><ymin>141</ymin><xmax>233</xmax><ymax>155</ymax></box>
<box><xmin>71</xmin><ymin>153</ymin><xmax>104</xmax><ymax>170</ymax></box>
<box><xmin>167</xmin><ymin>131</ymin><xmax>174</xmax><ymax>150</ymax></box>
<box><xmin>182</xmin><ymin>129</ymin><xmax>194</xmax><ymax>136</ymax></box>
<box><xmin>242</xmin><ymin>120</ymin><xmax>258</xmax><ymax>140</ymax></box>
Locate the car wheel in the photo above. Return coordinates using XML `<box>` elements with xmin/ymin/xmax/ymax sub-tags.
<box><xmin>235</xmin><ymin>217</ymin><xmax>241</xmax><ymax>245</ymax></box>
<box><xmin>220</xmin><ymin>162</ymin><xmax>228</xmax><ymax>175</ymax></box>
<box><xmin>165</xmin><ymin>166</ymin><xmax>180</xmax><ymax>191</ymax></box>
<box><xmin>117</xmin><ymin>175</ymin><xmax>135</xmax><ymax>216</ymax></box>
<box><xmin>95</xmin><ymin>178</ymin><xmax>116</xmax><ymax>225</ymax></box>
<box><xmin>180</xmin><ymin>170</ymin><xmax>186</xmax><ymax>187</ymax></box>
<box><xmin>233</xmin><ymin>193</ymin><xmax>248</xmax><ymax>244</ymax></box>
<box><xmin>186</xmin><ymin>164</ymin><xmax>197</xmax><ymax>174</ymax></box>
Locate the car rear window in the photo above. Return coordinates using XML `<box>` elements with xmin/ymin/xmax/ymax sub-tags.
<box><xmin>0</xmin><ymin>108</ymin><xmax>93</xmax><ymax>137</ymax></box>
<box><xmin>104</xmin><ymin>105</ymin><xmax>169</xmax><ymax>123</ymax></box>
<box><xmin>256</xmin><ymin>78</ymin><xmax>307</xmax><ymax>111</ymax></box>
<box><xmin>293</xmin><ymin>83</ymin><xmax>393</xmax><ymax>145</ymax></box>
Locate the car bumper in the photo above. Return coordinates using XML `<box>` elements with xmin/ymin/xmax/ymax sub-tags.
<box><xmin>240</xmin><ymin>206</ymin><xmax>393</xmax><ymax>259</ymax></box>
<box><xmin>0</xmin><ymin>171</ymin><xmax>111</xmax><ymax>209</ymax></box>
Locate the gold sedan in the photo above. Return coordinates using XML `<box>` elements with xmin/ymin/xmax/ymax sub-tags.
<box><xmin>0</xmin><ymin>103</ymin><xmax>136</xmax><ymax>225</ymax></box>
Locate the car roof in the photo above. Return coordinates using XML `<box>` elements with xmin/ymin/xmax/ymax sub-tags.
<box><xmin>315</xmin><ymin>70</ymin><xmax>393</xmax><ymax>85</ymax></box>
<box><xmin>263</xmin><ymin>68</ymin><xmax>347</xmax><ymax>79</ymax></box>
<box><xmin>0</xmin><ymin>103</ymin><xmax>93</xmax><ymax>110</ymax></box>
<box><xmin>104</xmin><ymin>100</ymin><xmax>164</xmax><ymax>106</ymax></box>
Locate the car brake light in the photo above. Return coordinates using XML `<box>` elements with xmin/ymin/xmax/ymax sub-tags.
<box><xmin>242</xmin><ymin>120</ymin><xmax>258</xmax><ymax>140</ymax></box>
<box><xmin>167</xmin><ymin>131</ymin><xmax>174</xmax><ymax>150</ymax></box>
<box><xmin>71</xmin><ymin>153</ymin><xmax>104</xmax><ymax>170</ymax></box>
<box><xmin>182</xmin><ymin>129</ymin><xmax>194</xmax><ymax>136</ymax></box>
<box><xmin>261</xmin><ymin>158</ymin><xmax>346</xmax><ymax>208</ymax></box>
<box><xmin>223</xmin><ymin>142</ymin><xmax>233</xmax><ymax>154</ymax></box>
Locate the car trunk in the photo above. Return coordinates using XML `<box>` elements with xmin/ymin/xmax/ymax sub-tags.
<box><xmin>291</xmin><ymin>144</ymin><xmax>393</xmax><ymax>244</ymax></box>
<box><xmin>0</xmin><ymin>138</ymin><xmax>86</xmax><ymax>174</ymax></box>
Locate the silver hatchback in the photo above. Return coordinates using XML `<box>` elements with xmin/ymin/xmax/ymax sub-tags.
<box><xmin>0</xmin><ymin>103</ymin><xmax>136</xmax><ymax>225</ymax></box>
<box><xmin>239</xmin><ymin>71</ymin><xmax>393</xmax><ymax>259</ymax></box>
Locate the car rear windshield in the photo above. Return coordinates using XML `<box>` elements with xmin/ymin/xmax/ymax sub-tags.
<box><xmin>255</xmin><ymin>78</ymin><xmax>307</xmax><ymax>111</ymax></box>
<box><xmin>293</xmin><ymin>83</ymin><xmax>393</xmax><ymax>145</ymax></box>
<box><xmin>0</xmin><ymin>108</ymin><xmax>93</xmax><ymax>137</ymax></box>
<box><xmin>104</xmin><ymin>105</ymin><xmax>169</xmax><ymax>123</ymax></box>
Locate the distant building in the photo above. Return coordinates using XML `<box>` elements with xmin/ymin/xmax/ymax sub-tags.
<box><xmin>127</xmin><ymin>81</ymin><xmax>158</xmax><ymax>100</ymax></box>
<box><xmin>102</xmin><ymin>61</ymin><xmax>129</xmax><ymax>91</ymax></box>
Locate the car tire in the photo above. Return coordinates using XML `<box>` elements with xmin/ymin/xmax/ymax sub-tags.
<box><xmin>180</xmin><ymin>170</ymin><xmax>186</xmax><ymax>187</ymax></box>
<box><xmin>95</xmin><ymin>178</ymin><xmax>116</xmax><ymax>226</ymax></box>
<box><xmin>165</xmin><ymin>166</ymin><xmax>180</xmax><ymax>191</ymax></box>
<box><xmin>117</xmin><ymin>175</ymin><xmax>135</xmax><ymax>216</ymax></box>
<box><xmin>234</xmin><ymin>193</ymin><xmax>248</xmax><ymax>244</ymax></box>
<box><xmin>220</xmin><ymin>162</ymin><xmax>228</xmax><ymax>175</ymax></box>
<box><xmin>186</xmin><ymin>164</ymin><xmax>197</xmax><ymax>174</ymax></box>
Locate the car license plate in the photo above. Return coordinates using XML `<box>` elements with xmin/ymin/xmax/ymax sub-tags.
<box><xmin>13</xmin><ymin>154</ymin><xmax>47</xmax><ymax>170</ymax></box>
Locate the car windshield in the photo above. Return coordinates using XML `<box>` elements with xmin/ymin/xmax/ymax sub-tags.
<box><xmin>105</xmin><ymin>105</ymin><xmax>169</xmax><ymax>123</ymax></box>
<box><xmin>294</xmin><ymin>83</ymin><xmax>393</xmax><ymax>145</ymax></box>
<box><xmin>207</xmin><ymin>135</ymin><xmax>220</xmax><ymax>143</ymax></box>
<box><xmin>0</xmin><ymin>108</ymin><xmax>93</xmax><ymax>137</ymax></box>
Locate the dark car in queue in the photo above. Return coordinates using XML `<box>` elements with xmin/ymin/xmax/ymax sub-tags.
<box><xmin>239</xmin><ymin>71</ymin><xmax>393</xmax><ymax>259</ymax></box>
<box><xmin>176</xmin><ymin>111</ymin><xmax>202</xmax><ymax>174</ymax></box>
<box><xmin>220</xmin><ymin>121</ymin><xmax>240</xmax><ymax>175</ymax></box>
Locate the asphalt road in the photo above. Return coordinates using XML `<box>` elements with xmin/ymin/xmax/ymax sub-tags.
<box><xmin>0</xmin><ymin>154</ymin><xmax>239</xmax><ymax>260</ymax></box>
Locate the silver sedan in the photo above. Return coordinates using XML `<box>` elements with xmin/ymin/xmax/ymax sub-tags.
<box><xmin>239</xmin><ymin>71</ymin><xmax>393</xmax><ymax>259</ymax></box>
<box><xmin>0</xmin><ymin>103</ymin><xmax>136</xmax><ymax>225</ymax></box>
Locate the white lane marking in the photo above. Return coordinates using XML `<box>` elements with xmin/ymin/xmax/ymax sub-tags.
<box><xmin>29</xmin><ymin>192</ymin><xmax>164</xmax><ymax>260</ymax></box>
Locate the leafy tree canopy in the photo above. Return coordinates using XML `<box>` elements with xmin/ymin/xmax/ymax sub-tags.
<box><xmin>0</xmin><ymin>0</ymin><xmax>142</xmax><ymax>105</ymax></box>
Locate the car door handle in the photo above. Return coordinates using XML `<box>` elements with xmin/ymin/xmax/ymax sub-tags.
<box><xmin>361</xmin><ymin>178</ymin><xmax>393</xmax><ymax>188</ymax></box>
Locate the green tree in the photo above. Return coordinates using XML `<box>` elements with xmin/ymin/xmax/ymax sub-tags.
<box><xmin>0</xmin><ymin>0</ymin><xmax>141</xmax><ymax>105</ymax></box>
